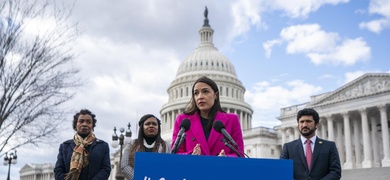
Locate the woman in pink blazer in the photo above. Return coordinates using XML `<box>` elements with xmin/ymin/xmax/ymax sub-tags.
<box><xmin>171</xmin><ymin>76</ymin><xmax>244</xmax><ymax>157</ymax></box>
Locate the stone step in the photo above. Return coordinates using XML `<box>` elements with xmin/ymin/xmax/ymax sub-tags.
<box><xmin>342</xmin><ymin>167</ymin><xmax>390</xmax><ymax>180</ymax></box>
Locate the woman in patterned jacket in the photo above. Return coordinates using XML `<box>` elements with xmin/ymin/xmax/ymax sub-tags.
<box><xmin>121</xmin><ymin>114</ymin><xmax>170</xmax><ymax>180</ymax></box>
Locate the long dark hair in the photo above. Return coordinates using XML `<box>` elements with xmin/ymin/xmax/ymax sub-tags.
<box><xmin>184</xmin><ymin>76</ymin><xmax>225</xmax><ymax>130</ymax></box>
<box><xmin>128</xmin><ymin>114</ymin><xmax>167</xmax><ymax>167</ymax></box>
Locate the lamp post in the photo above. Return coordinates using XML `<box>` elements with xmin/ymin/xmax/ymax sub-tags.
<box><xmin>3</xmin><ymin>150</ymin><xmax>17</xmax><ymax>180</ymax></box>
<box><xmin>111</xmin><ymin>123</ymin><xmax>132</xmax><ymax>180</ymax></box>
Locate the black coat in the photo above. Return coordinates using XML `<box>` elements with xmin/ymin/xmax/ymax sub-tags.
<box><xmin>54</xmin><ymin>138</ymin><xmax>111</xmax><ymax>180</ymax></box>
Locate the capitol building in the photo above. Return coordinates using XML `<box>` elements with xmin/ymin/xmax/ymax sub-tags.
<box><xmin>156</xmin><ymin>9</ymin><xmax>390</xmax><ymax>170</ymax></box>
<box><xmin>19</xmin><ymin>9</ymin><xmax>390</xmax><ymax>180</ymax></box>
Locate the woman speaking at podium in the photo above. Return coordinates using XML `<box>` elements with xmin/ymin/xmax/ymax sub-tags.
<box><xmin>171</xmin><ymin>76</ymin><xmax>244</xmax><ymax>157</ymax></box>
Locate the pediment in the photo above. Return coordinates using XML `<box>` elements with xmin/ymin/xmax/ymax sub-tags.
<box><xmin>310</xmin><ymin>73</ymin><xmax>390</xmax><ymax>106</ymax></box>
<box><xmin>20</xmin><ymin>164</ymin><xmax>34</xmax><ymax>172</ymax></box>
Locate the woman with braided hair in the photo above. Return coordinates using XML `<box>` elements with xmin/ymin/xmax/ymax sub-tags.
<box><xmin>121</xmin><ymin>114</ymin><xmax>170</xmax><ymax>180</ymax></box>
<box><xmin>54</xmin><ymin>109</ymin><xmax>111</xmax><ymax>180</ymax></box>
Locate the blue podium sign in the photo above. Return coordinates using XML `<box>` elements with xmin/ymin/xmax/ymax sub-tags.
<box><xmin>134</xmin><ymin>152</ymin><xmax>292</xmax><ymax>180</ymax></box>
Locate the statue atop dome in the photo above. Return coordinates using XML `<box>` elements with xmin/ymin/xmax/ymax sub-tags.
<box><xmin>203</xmin><ymin>6</ymin><xmax>210</xmax><ymax>27</ymax></box>
<box><xmin>204</xmin><ymin>6</ymin><xmax>208</xmax><ymax>19</ymax></box>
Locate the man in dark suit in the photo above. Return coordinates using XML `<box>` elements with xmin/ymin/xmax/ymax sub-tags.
<box><xmin>280</xmin><ymin>108</ymin><xmax>341</xmax><ymax>180</ymax></box>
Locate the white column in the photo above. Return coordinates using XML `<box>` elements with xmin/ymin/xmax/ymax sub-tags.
<box><xmin>321</xmin><ymin>117</ymin><xmax>327</xmax><ymax>139</ymax></box>
<box><xmin>294</xmin><ymin>127</ymin><xmax>300</xmax><ymax>140</ymax></box>
<box><xmin>245</xmin><ymin>112</ymin><xmax>248</xmax><ymax>129</ymax></box>
<box><xmin>250</xmin><ymin>114</ymin><xmax>253</xmax><ymax>128</ymax></box>
<box><xmin>342</xmin><ymin>112</ymin><xmax>353</xmax><ymax>169</ymax></box>
<box><xmin>240</xmin><ymin>111</ymin><xmax>245</xmax><ymax>129</ymax></box>
<box><xmin>317</xmin><ymin>118</ymin><xmax>322</xmax><ymax>138</ymax></box>
<box><xmin>336</xmin><ymin>120</ymin><xmax>345</xmax><ymax>166</ymax></box>
<box><xmin>175</xmin><ymin>110</ymin><xmax>179</xmax><ymax>127</ymax></box>
<box><xmin>162</xmin><ymin>113</ymin><xmax>165</xmax><ymax>131</ymax></box>
<box><xmin>370</xmin><ymin>116</ymin><xmax>380</xmax><ymax>167</ymax></box>
<box><xmin>247</xmin><ymin>114</ymin><xmax>251</xmax><ymax>129</ymax></box>
<box><xmin>243</xmin><ymin>112</ymin><xmax>247</xmax><ymax>129</ymax></box>
<box><xmin>244</xmin><ymin>112</ymin><xmax>248</xmax><ymax>129</ymax></box>
<box><xmin>286</xmin><ymin>128</ymin><xmax>293</xmax><ymax>142</ymax></box>
<box><xmin>379</xmin><ymin>104</ymin><xmax>390</xmax><ymax>167</ymax></box>
<box><xmin>327</xmin><ymin>116</ymin><xmax>335</xmax><ymax>141</ymax></box>
<box><xmin>244</xmin><ymin>112</ymin><xmax>248</xmax><ymax>130</ymax></box>
<box><xmin>360</xmin><ymin>108</ymin><xmax>373</xmax><ymax>168</ymax></box>
<box><xmin>242</xmin><ymin>112</ymin><xmax>248</xmax><ymax>129</ymax></box>
<box><xmin>165</xmin><ymin>113</ymin><xmax>169</xmax><ymax>131</ymax></box>
<box><xmin>244</xmin><ymin>113</ymin><xmax>247</xmax><ymax>128</ymax></box>
<box><xmin>170</xmin><ymin>111</ymin><xmax>173</xmax><ymax>130</ymax></box>
<box><xmin>239</xmin><ymin>111</ymin><xmax>243</xmax><ymax>128</ymax></box>
<box><xmin>353</xmin><ymin>119</ymin><xmax>362</xmax><ymax>168</ymax></box>
<box><xmin>281</xmin><ymin>128</ymin><xmax>286</xmax><ymax>145</ymax></box>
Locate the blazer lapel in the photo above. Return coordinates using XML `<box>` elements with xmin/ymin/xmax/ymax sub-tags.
<box><xmin>296</xmin><ymin>139</ymin><xmax>309</xmax><ymax>171</ymax></box>
<box><xmin>188</xmin><ymin>114</ymin><xmax>210</xmax><ymax>155</ymax></box>
<box><xmin>311</xmin><ymin>137</ymin><xmax>323</xmax><ymax>169</ymax></box>
<box><xmin>207</xmin><ymin>112</ymin><xmax>226</xmax><ymax>149</ymax></box>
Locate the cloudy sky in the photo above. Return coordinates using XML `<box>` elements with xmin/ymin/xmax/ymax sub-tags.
<box><xmin>2</xmin><ymin>0</ymin><xmax>390</xmax><ymax>179</ymax></box>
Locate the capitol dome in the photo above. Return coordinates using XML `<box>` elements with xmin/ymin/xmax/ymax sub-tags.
<box><xmin>160</xmin><ymin>7</ymin><xmax>253</xmax><ymax>141</ymax></box>
<box><xmin>176</xmin><ymin>26</ymin><xmax>237</xmax><ymax>78</ymax></box>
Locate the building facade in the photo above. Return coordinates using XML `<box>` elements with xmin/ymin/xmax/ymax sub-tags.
<box><xmin>19</xmin><ymin>163</ymin><xmax>55</xmax><ymax>180</ymax></box>
<box><xmin>278</xmin><ymin>73</ymin><xmax>390</xmax><ymax>169</ymax></box>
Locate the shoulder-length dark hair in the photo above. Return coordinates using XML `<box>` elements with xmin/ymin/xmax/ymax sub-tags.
<box><xmin>128</xmin><ymin>114</ymin><xmax>167</xmax><ymax>167</ymax></box>
<box><xmin>184</xmin><ymin>76</ymin><xmax>225</xmax><ymax>130</ymax></box>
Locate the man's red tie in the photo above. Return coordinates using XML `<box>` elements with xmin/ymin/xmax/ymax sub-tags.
<box><xmin>306</xmin><ymin>139</ymin><xmax>312</xmax><ymax>171</ymax></box>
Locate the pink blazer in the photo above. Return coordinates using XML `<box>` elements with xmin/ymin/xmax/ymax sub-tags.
<box><xmin>171</xmin><ymin>112</ymin><xmax>244</xmax><ymax>157</ymax></box>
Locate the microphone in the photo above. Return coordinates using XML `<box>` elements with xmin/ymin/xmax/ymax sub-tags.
<box><xmin>213</xmin><ymin>120</ymin><xmax>238</xmax><ymax>147</ymax></box>
<box><xmin>176</xmin><ymin>133</ymin><xmax>187</xmax><ymax>151</ymax></box>
<box><xmin>221</xmin><ymin>138</ymin><xmax>242</xmax><ymax>157</ymax></box>
<box><xmin>171</xmin><ymin>119</ymin><xmax>191</xmax><ymax>154</ymax></box>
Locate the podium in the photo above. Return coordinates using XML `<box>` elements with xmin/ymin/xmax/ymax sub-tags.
<box><xmin>134</xmin><ymin>152</ymin><xmax>293</xmax><ymax>180</ymax></box>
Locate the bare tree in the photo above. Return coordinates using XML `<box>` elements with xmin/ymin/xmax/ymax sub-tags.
<box><xmin>0</xmin><ymin>0</ymin><xmax>80</xmax><ymax>155</ymax></box>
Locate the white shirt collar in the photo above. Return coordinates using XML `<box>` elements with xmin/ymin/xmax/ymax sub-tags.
<box><xmin>300</xmin><ymin>135</ymin><xmax>317</xmax><ymax>145</ymax></box>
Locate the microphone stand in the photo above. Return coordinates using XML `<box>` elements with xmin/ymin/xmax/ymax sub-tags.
<box><xmin>222</xmin><ymin>138</ymin><xmax>243</xmax><ymax>157</ymax></box>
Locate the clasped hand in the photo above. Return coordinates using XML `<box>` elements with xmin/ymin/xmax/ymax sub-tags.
<box><xmin>191</xmin><ymin>143</ymin><xmax>226</xmax><ymax>156</ymax></box>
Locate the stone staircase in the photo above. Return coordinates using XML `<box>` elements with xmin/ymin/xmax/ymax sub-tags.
<box><xmin>342</xmin><ymin>167</ymin><xmax>390</xmax><ymax>180</ymax></box>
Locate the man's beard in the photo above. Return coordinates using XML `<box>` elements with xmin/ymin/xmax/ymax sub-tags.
<box><xmin>300</xmin><ymin>127</ymin><xmax>316</xmax><ymax>137</ymax></box>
